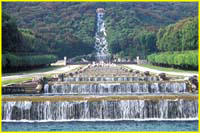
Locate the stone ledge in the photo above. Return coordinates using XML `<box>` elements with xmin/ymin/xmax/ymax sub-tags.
<box><xmin>2</xmin><ymin>95</ymin><xmax>198</xmax><ymax>102</ymax></box>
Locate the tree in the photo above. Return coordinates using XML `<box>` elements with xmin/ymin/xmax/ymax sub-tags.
<box><xmin>2</xmin><ymin>12</ymin><xmax>22</xmax><ymax>53</ymax></box>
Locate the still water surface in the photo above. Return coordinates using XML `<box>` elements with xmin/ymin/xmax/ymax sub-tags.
<box><xmin>2</xmin><ymin>120</ymin><xmax>198</xmax><ymax>131</ymax></box>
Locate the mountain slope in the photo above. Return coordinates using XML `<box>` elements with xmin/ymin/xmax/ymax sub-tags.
<box><xmin>2</xmin><ymin>2</ymin><xmax>198</xmax><ymax>59</ymax></box>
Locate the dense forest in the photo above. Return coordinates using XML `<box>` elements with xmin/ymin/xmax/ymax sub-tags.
<box><xmin>104</xmin><ymin>3</ymin><xmax>198</xmax><ymax>59</ymax></box>
<box><xmin>2</xmin><ymin>12</ymin><xmax>57</xmax><ymax>72</ymax></box>
<box><xmin>2</xmin><ymin>2</ymin><xmax>198</xmax><ymax>71</ymax></box>
<box><xmin>147</xmin><ymin>17</ymin><xmax>198</xmax><ymax>70</ymax></box>
<box><xmin>156</xmin><ymin>17</ymin><xmax>198</xmax><ymax>52</ymax></box>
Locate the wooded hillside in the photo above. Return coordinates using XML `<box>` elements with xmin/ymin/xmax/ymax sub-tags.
<box><xmin>3</xmin><ymin>2</ymin><xmax>198</xmax><ymax>59</ymax></box>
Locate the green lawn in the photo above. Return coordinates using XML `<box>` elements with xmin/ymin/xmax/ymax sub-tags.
<box><xmin>2</xmin><ymin>65</ymin><xmax>84</xmax><ymax>86</ymax></box>
<box><xmin>2</xmin><ymin>66</ymin><xmax>63</xmax><ymax>76</ymax></box>
<box><xmin>2</xmin><ymin>77</ymin><xmax>33</xmax><ymax>86</ymax></box>
<box><xmin>139</xmin><ymin>64</ymin><xmax>198</xmax><ymax>74</ymax></box>
<box><xmin>2</xmin><ymin>66</ymin><xmax>63</xmax><ymax>85</ymax></box>
<box><xmin>2</xmin><ymin>73</ymin><xmax>56</xmax><ymax>86</ymax></box>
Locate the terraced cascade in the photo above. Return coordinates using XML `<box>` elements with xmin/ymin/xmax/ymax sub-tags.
<box><xmin>48</xmin><ymin>65</ymin><xmax>189</xmax><ymax>94</ymax></box>
<box><xmin>2</xmin><ymin>97</ymin><xmax>198</xmax><ymax>121</ymax></box>
<box><xmin>2</xmin><ymin>63</ymin><xmax>198</xmax><ymax>121</ymax></box>
<box><xmin>49</xmin><ymin>81</ymin><xmax>187</xmax><ymax>94</ymax></box>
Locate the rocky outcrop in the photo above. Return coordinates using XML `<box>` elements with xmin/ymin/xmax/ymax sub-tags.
<box><xmin>187</xmin><ymin>75</ymin><xmax>198</xmax><ymax>92</ymax></box>
<box><xmin>158</xmin><ymin>73</ymin><xmax>169</xmax><ymax>80</ymax></box>
<box><xmin>144</xmin><ymin>71</ymin><xmax>150</xmax><ymax>76</ymax></box>
<box><xmin>35</xmin><ymin>77</ymin><xmax>48</xmax><ymax>93</ymax></box>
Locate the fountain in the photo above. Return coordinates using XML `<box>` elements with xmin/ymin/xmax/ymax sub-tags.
<box><xmin>2</xmin><ymin>99</ymin><xmax>198</xmax><ymax>120</ymax></box>
<box><xmin>2</xmin><ymin>64</ymin><xmax>198</xmax><ymax>121</ymax></box>
<box><xmin>1</xmin><ymin>9</ymin><xmax>198</xmax><ymax>131</ymax></box>
<box><xmin>95</xmin><ymin>8</ymin><xmax>110</xmax><ymax>62</ymax></box>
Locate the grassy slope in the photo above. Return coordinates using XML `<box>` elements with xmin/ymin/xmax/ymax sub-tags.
<box><xmin>2</xmin><ymin>77</ymin><xmax>33</xmax><ymax>86</ymax></box>
<box><xmin>2</xmin><ymin>65</ymin><xmax>84</xmax><ymax>86</ymax></box>
<box><xmin>2</xmin><ymin>66</ymin><xmax>63</xmax><ymax>76</ymax></box>
<box><xmin>139</xmin><ymin>64</ymin><xmax>198</xmax><ymax>74</ymax></box>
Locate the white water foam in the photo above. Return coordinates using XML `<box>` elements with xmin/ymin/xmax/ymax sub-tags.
<box><xmin>2</xmin><ymin>118</ymin><xmax>198</xmax><ymax>123</ymax></box>
<box><xmin>95</xmin><ymin>8</ymin><xmax>110</xmax><ymax>62</ymax></box>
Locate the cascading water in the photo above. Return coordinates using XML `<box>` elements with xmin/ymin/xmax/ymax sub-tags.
<box><xmin>95</xmin><ymin>8</ymin><xmax>110</xmax><ymax>62</ymax></box>
<box><xmin>49</xmin><ymin>82</ymin><xmax>187</xmax><ymax>94</ymax></box>
<box><xmin>2</xmin><ymin>7</ymin><xmax>198</xmax><ymax>132</ymax></box>
<box><xmin>64</xmin><ymin>76</ymin><xmax>160</xmax><ymax>82</ymax></box>
<box><xmin>2</xmin><ymin>100</ymin><xmax>198</xmax><ymax>121</ymax></box>
<box><xmin>2</xmin><ymin>65</ymin><xmax>198</xmax><ymax>122</ymax></box>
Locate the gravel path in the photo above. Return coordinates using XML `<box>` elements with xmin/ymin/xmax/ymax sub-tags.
<box><xmin>2</xmin><ymin>65</ymin><xmax>81</xmax><ymax>81</ymax></box>
<box><xmin>125</xmin><ymin>64</ymin><xmax>198</xmax><ymax>77</ymax></box>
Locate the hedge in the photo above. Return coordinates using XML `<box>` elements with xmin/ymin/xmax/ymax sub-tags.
<box><xmin>2</xmin><ymin>53</ymin><xmax>58</xmax><ymax>68</ymax></box>
<box><xmin>147</xmin><ymin>50</ymin><xmax>198</xmax><ymax>69</ymax></box>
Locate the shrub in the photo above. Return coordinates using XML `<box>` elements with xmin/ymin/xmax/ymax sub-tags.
<box><xmin>147</xmin><ymin>50</ymin><xmax>198</xmax><ymax>69</ymax></box>
<box><xmin>2</xmin><ymin>53</ymin><xmax>58</xmax><ymax>69</ymax></box>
